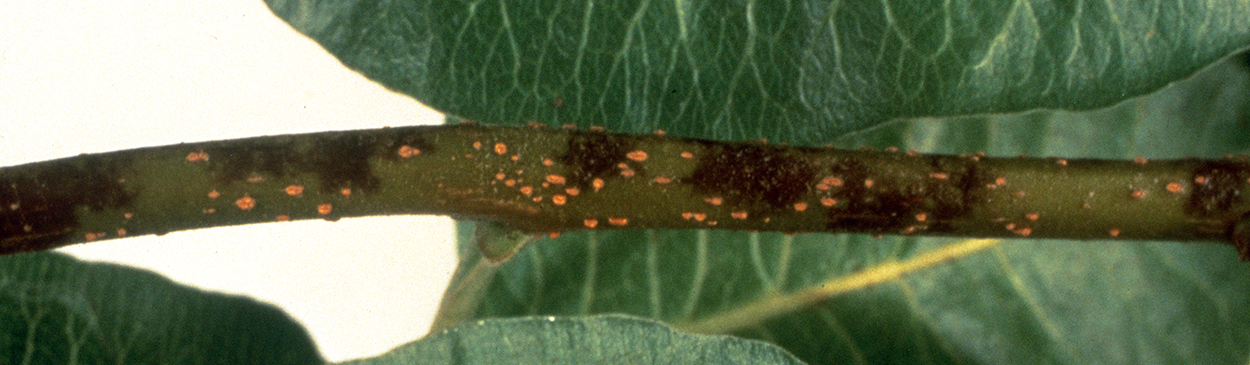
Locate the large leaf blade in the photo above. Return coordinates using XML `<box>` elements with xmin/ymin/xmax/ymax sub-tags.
<box><xmin>342</xmin><ymin>314</ymin><xmax>806</xmax><ymax>365</ymax></box>
<box><xmin>453</xmin><ymin>57</ymin><xmax>1250</xmax><ymax>364</ymax></box>
<box><xmin>265</xmin><ymin>0</ymin><xmax>1250</xmax><ymax>144</ymax></box>
<box><xmin>0</xmin><ymin>252</ymin><xmax>323</xmax><ymax>364</ymax></box>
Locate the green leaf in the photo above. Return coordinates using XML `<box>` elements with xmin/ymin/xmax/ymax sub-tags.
<box><xmin>341</xmin><ymin>314</ymin><xmax>805</xmax><ymax>365</ymax></box>
<box><xmin>265</xmin><ymin>0</ymin><xmax>1250</xmax><ymax>145</ymax></box>
<box><xmin>0</xmin><ymin>252</ymin><xmax>323</xmax><ymax>365</ymax></box>
<box><xmin>452</xmin><ymin>57</ymin><xmax>1250</xmax><ymax>364</ymax></box>
<box><xmin>264</xmin><ymin>1</ymin><xmax>1250</xmax><ymax>364</ymax></box>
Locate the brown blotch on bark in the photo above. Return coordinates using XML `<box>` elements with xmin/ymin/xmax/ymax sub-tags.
<box><xmin>206</xmin><ymin>142</ymin><xmax>301</xmax><ymax>184</ymax></box>
<box><xmin>560</xmin><ymin>131</ymin><xmax>637</xmax><ymax>190</ymax></box>
<box><xmin>686</xmin><ymin>143</ymin><xmax>816</xmax><ymax>210</ymax></box>
<box><xmin>1186</xmin><ymin>161</ymin><xmax>1250</xmax><ymax>217</ymax></box>
<box><xmin>308</xmin><ymin>134</ymin><xmax>380</xmax><ymax>194</ymax></box>
<box><xmin>0</xmin><ymin>155</ymin><xmax>136</xmax><ymax>254</ymax></box>
<box><xmin>826</xmin><ymin>157</ymin><xmax>987</xmax><ymax>234</ymax></box>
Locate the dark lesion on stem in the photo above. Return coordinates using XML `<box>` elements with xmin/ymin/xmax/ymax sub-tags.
<box><xmin>559</xmin><ymin>130</ymin><xmax>637</xmax><ymax>190</ymax></box>
<box><xmin>1</xmin><ymin>124</ymin><xmax>1249</xmax><ymax>261</ymax></box>
<box><xmin>823</xmin><ymin>156</ymin><xmax>987</xmax><ymax>235</ymax></box>
<box><xmin>0</xmin><ymin>155</ymin><xmax>135</xmax><ymax>253</ymax></box>
<box><xmin>685</xmin><ymin>143</ymin><xmax>816</xmax><ymax>210</ymax></box>
<box><xmin>1187</xmin><ymin>161</ymin><xmax>1250</xmax><ymax>217</ymax></box>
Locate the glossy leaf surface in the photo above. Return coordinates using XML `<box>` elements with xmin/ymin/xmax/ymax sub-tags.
<box><xmin>458</xmin><ymin>58</ymin><xmax>1250</xmax><ymax>364</ymax></box>
<box><xmin>0</xmin><ymin>252</ymin><xmax>323</xmax><ymax>365</ymax></box>
<box><xmin>343</xmin><ymin>315</ymin><xmax>804</xmax><ymax>365</ymax></box>
<box><xmin>266</xmin><ymin>0</ymin><xmax>1250</xmax><ymax>144</ymax></box>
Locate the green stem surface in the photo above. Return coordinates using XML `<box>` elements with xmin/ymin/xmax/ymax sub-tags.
<box><xmin>2</xmin><ymin>124</ymin><xmax>1248</xmax><ymax>258</ymax></box>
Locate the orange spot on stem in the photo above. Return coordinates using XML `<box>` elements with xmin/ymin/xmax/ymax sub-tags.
<box><xmin>398</xmin><ymin>145</ymin><xmax>420</xmax><ymax>157</ymax></box>
<box><xmin>820</xmin><ymin>197</ymin><xmax>837</xmax><ymax>207</ymax></box>
<box><xmin>546</xmin><ymin>174</ymin><xmax>567</xmax><ymax>185</ymax></box>
<box><xmin>1166</xmin><ymin>182</ymin><xmax>1183</xmax><ymax>194</ymax></box>
<box><xmin>584</xmin><ymin>218</ymin><xmax>599</xmax><ymax>228</ymax></box>
<box><xmin>608</xmin><ymin>217</ymin><xmax>628</xmax><ymax>226</ymax></box>
<box><xmin>732</xmin><ymin>211</ymin><xmax>748</xmax><ymax>220</ymax></box>
<box><xmin>627</xmin><ymin>150</ymin><xmax>648</xmax><ymax>162</ymax></box>
<box><xmin>235</xmin><ymin>196</ymin><xmax>256</xmax><ymax>211</ymax></box>
<box><xmin>704</xmin><ymin>197</ymin><xmax>723</xmax><ymax>206</ymax></box>
<box><xmin>185</xmin><ymin>150</ymin><xmax>209</xmax><ymax>162</ymax></box>
<box><xmin>592</xmin><ymin>178</ymin><xmax>605</xmax><ymax>191</ymax></box>
<box><xmin>793</xmin><ymin>202</ymin><xmax>808</xmax><ymax>212</ymax></box>
<box><xmin>318</xmin><ymin>203</ymin><xmax>333</xmax><ymax>215</ymax></box>
<box><xmin>494</xmin><ymin>142</ymin><xmax>507</xmax><ymax>155</ymax></box>
<box><xmin>285</xmin><ymin>185</ymin><xmax>304</xmax><ymax>196</ymax></box>
<box><xmin>565</xmin><ymin>187</ymin><xmax>580</xmax><ymax>196</ymax></box>
<box><xmin>552</xmin><ymin>194</ymin><xmax>567</xmax><ymax>205</ymax></box>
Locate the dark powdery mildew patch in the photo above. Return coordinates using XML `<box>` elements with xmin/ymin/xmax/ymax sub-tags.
<box><xmin>206</xmin><ymin>142</ymin><xmax>302</xmax><ymax>184</ymax></box>
<box><xmin>0</xmin><ymin>156</ymin><xmax>135</xmax><ymax>253</ymax></box>
<box><xmin>205</xmin><ymin>133</ymin><xmax>384</xmax><ymax>194</ymax></box>
<box><xmin>307</xmin><ymin>133</ymin><xmax>380</xmax><ymax>194</ymax></box>
<box><xmin>686</xmin><ymin>143</ymin><xmax>816</xmax><ymax>209</ymax></box>
<box><xmin>559</xmin><ymin>131</ymin><xmax>636</xmax><ymax>189</ymax></box>
<box><xmin>1187</xmin><ymin>161</ymin><xmax>1250</xmax><ymax>217</ymax></box>
<box><xmin>826</xmin><ymin>157</ymin><xmax>985</xmax><ymax>234</ymax></box>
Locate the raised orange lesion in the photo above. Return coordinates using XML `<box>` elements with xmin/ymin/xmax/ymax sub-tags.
<box><xmin>235</xmin><ymin>196</ymin><xmax>256</xmax><ymax>210</ymax></box>
<box><xmin>545</xmin><ymin>174</ymin><xmax>567</xmax><ymax>185</ymax></box>
<box><xmin>185</xmin><ymin>150</ymin><xmax>210</xmax><ymax>162</ymax></box>
<box><xmin>397</xmin><ymin>145</ymin><xmax>421</xmax><ymax>158</ymax></box>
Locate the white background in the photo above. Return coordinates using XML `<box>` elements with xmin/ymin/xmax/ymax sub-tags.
<box><xmin>1</xmin><ymin>1</ymin><xmax>458</xmax><ymax>362</ymax></box>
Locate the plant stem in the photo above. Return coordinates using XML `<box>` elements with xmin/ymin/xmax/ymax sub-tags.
<box><xmin>2</xmin><ymin>124</ymin><xmax>1248</xmax><ymax>259</ymax></box>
